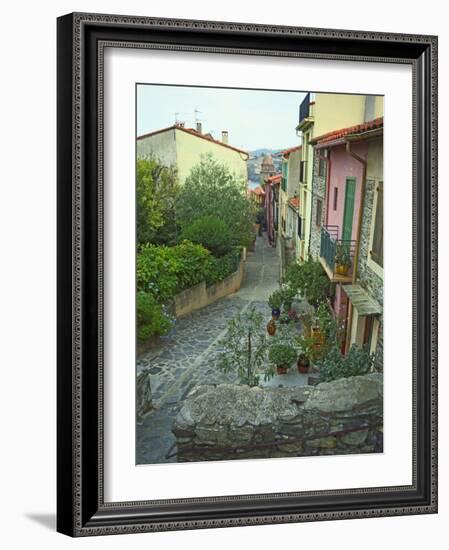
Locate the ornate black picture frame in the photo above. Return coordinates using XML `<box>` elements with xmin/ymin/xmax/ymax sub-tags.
<box><xmin>57</xmin><ymin>12</ymin><xmax>438</xmax><ymax>537</ymax></box>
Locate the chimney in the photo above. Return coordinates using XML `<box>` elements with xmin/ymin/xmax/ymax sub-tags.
<box><xmin>196</xmin><ymin>121</ymin><xmax>202</xmax><ymax>134</ymax></box>
<box><xmin>221</xmin><ymin>130</ymin><xmax>229</xmax><ymax>144</ymax></box>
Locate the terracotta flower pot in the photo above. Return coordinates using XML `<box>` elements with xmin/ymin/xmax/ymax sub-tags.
<box><xmin>276</xmin><ymin>365</ymin><xmax>289</xmax><ymax>375</ymax></box>
<box><xmin>297</xmin><ymin>354</ymin><xmax>310</xmax><ymax>374</ymax></box>
<box><xmin>266</xmin><ymin>319</ymin><xmax>277</xmax><ymax>336</ymax></box>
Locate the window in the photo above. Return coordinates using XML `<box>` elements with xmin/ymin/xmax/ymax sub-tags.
<box><xmin>299</xmin><ymin>160</ymin><xmax>307</xmax><ymax>183</ymax></box>
<box><xmin>318</xmin><ymin>156</ymin><xmax>326</xmax><ymax>178</ymax></box>
<box><xmin>333</xmin><ymin>187</ymin><xmax>338</xmax><ymax>211</ymax></box>
<box><xmin>281</xmin><ymin>162</ymin><xmax>288</xmax><ymax>192</ymax></box>
<box><xmin>370</xmin><ymin>182</ymin><xmax>383</xmax><ymax>267</ymax></box>
<box><xmin>316</xmin><ymin>199</ymin><xmax>323</xmax><ymax>227</ymax></box>
<box><xmin>297</xmin><ymin>214</ymin><xmax>302</xmax><ymax>239</ymax></box>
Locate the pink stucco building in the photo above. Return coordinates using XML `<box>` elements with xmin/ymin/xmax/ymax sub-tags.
<box><xmin>310</xmin><ymin>117</ymin><xmax>384</xmax><ymax>357</ymax></box>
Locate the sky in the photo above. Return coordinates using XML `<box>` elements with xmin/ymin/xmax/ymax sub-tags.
<box><xmin>137</xmin><ymin>84</ymin><xmax>307</xmax><ymax>151</ymax></box>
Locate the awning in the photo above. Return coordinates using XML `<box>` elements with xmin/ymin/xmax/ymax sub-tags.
<box><xmin>343</xmin><ymin>284</ymin><xmax>382</xmax><ymax>316</ymax></box>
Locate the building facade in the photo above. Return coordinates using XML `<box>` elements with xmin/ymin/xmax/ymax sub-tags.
<box><xmin>278</xmin><ymin>146</ymin><xmax>301</xmax><ymax>269</ymax></box>
<box><xmin>296</xmin><ymin>92</ymin><xmax>384</xmax><ymax>261</ymax></box>
<box><xmin>310</xmin><ymin>117</ymin><xmax>384</xmax><ymax>368</ymax></box>
<box><xmin>264</xmin><ymin>174</ymin><xmax>281</xmax><ymax>247</ymax></box>
<box><xmin>137</xmin><ymin>124</ymin><xmax>249</xmax><ymax>184</ymax></box>
<box><xmin>260</xmin><ymin>154</ymin><xmax>276</xmax><ymax>182</ymax></box>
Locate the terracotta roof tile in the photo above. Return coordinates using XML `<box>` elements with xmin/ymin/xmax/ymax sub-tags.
<box><xmin>137</xmin><ymin>125</ymin><xmax>249</xmax><ymax>157</ymax></box>
<box><xmin>265</xmin><ymin>174</ymin><xmax>282</xmax><ymax>184</ymax></box>
<box><xmin>312</xmin><ymin>117</ymin><xmax>383</xmax><ymax>145</ymax></box>
<box><xmin>282</xmin><ymin>145</ymin><xmax>302</xmax><ymax>157</ymax></box>
<box><xmin>288</xmin><ymin>197</ymin><xmax>300</xmax><ymax>209</ymax></box>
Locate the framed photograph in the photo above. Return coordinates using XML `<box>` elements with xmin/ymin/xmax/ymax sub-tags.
<box><xmin>57</xmin><ymin>12</ymin><xmax>438</xmax><ymax>536</ymax></box>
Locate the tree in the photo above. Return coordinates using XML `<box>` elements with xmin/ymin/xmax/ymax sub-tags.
<box><xmin>181</xmin><ymin>215</ymin><xmax>233</xmax><ymax>257</ymax></box>
<box><xmin>176</xmin><ymin>154</ymin><xmax>256</xmax><ymax>249</ymax></box>
<box><xmin>217</xmin><ymin>307</ymin><xmax>268</xmax><ymax>387</ymax></box>
<box><xmin>284</xmin><ymin>259</ymin><xmax>331</xmax><ymax>308</ymax></box>
<box><xmin>136</xmin><ymin>157</ymin><xmax>180</xmax><ymax>246</ymax></box>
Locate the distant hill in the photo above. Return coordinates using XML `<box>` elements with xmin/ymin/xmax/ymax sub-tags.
<box><xmin>248</xmin><ymin>148</ymin><xmax>283</xmax><ymax>159</ymax></box>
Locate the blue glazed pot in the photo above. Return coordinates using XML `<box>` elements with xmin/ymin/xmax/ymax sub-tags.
<box><xmin>271</xmin><ymin>308</ymin><xmax>281</xmax><ymax>320</ymax></box>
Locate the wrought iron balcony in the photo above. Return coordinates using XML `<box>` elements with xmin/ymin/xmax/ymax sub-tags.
<box><xmin>320</xmin><ymin>226</ymin><xmax>356</xmax><ymax>282</ymax></box>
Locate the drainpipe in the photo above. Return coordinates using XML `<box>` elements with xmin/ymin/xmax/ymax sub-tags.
<box><xmin>344</xmin><ymin>139</ymin><xmax>367</xmax><ymax>353</ymax></box>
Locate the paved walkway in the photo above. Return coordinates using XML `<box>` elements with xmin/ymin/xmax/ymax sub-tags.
<box><xmin>136</xmin><ymin>235</ymin><xmax>284</xmax><ymax>464</ymax></box>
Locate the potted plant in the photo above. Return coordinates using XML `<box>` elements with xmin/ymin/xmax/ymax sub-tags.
<box><xmin>281</xmin><ymin>285</ymin><xmax>297</xmax><ymax>312</ymax></box>
<box><xmin>217</xmin><ymin>307</ymin><xmax>268</xmax><ymax>387</ymax></box>
<box><xmin>266</xmin><ymin>318</ymin><xmax>277</xmax><ymax>336</ymax></box>
<box><xmin>268</xmin><ymin>341</ymin><xmax>297</xmax><ymax>374</ymax></box>
<box><xmin>268</xmin><ymin>289</ymin><xmax>283</xmax><ymax>319</ymax></box>
<box><xmin>335</xmin><ymin>242</ymin><xmax>352</xmax><ymax>275</ymax></box>
<box><xmin>297</xmin><ymin>353</ymin><xmax>311</xmax><ymax>374</ymax></box>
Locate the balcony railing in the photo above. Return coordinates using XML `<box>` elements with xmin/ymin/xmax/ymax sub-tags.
<box><xmin>320</xmin><ymin>226</ymin><xmax>356</xmax><ymax>280</ymax></box>
<box><xmin>299</xmin><ymin>93</ymin><xmax>311</xmax><ymax>124</ymax></box>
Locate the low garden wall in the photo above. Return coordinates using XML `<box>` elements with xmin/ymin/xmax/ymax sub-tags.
<box><xmin>173</xmin><ymin>258</ymin><xmax>244</xmax><ymax>319</ymax></box>
<box><xmin>172</xmin><ymin>373</ymin><xmax>383</xmax><ymax>461</ymax></box>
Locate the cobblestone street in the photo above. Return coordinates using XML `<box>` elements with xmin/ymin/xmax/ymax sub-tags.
<box><xmin>136</xmin><ymin>234</ymin><xmax>281</xmax><ymax>464</ymax></box>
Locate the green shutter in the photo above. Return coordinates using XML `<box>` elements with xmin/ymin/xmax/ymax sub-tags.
<box><xmin>342</xmin><ymin>177</ymin><xmax>356</xmax><ymax>241</ymax></box>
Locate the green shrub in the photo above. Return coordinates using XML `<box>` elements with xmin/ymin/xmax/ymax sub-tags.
<box><xmin>317</xmin><ymin>344</ymin><xmax>374</xmax><ymax>382</ymax></box>
<box><xmin>284</xmin><ymin>259</ymin><xmax>330</xmax><ymax>307</ymax></box>
<box><xmin>181</xmin><ymin>215</ymin><xmax>233</xmax><ymax>257</ymax></box>
<box><xmin>136</xmin><ymin>241</ymin><xmax>212</xmax><ymax>299</ymax></box>
<box><xmin>136</xmin><ymin>291</ymin><xmax>174</xmax><ymax>342</ymax></box>
<box><xmin>268</xmin><ymin>285</ymin><xmax>297</xmax><ymax>311</ymax></box>
<box><xmin>169</xmin><ymin>240</ymin><xmax>213</xmax><ymax>291</ymax></box>
<box><xmin>205</xmin><ymin>249</ymin><xmax>240</xmax><ymax>286</ymax></box>
<box><xmin>268</xmin><ymin>289</ymin><xmax>283</xmax><ymax>310</ymax></box>
<box><xmin>137</xmin><ymin>244</ymin><xmax>181</xmax><ymax>300</ymax></box>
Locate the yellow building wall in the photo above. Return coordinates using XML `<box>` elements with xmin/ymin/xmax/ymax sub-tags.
<box><xmin>313</xmin><ymin>94</ymin><xmax>367</xmax><ymax>138</ymax></box>
<box><xmin>299</xmin><ymin>93</ymin><xmax>384</xmax><ymax>261</ymax></box>
<box><xmin>175</xmin><ymin>130</ymin><xmax>248</xmax><ymax>184</ymax></box>
<box><xmin>374</xmin><ymin>96</ymin><xmax>384</xmax><ymax>119</ymax></box>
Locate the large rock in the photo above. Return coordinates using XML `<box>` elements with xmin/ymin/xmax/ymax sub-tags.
<box><xmin>303</xmin><ymin>373</ymin><xmax>382</xmax><ymax>413</ymax></box>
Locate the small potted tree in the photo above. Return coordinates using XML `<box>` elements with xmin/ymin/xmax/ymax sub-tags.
<box><xmin>268</xmin><ymin>289</ymin><xmax>283</xmax><ymax>320</ymax></box>
<box><xmin>267</xmin><ymin>323</ymin><xmax>298</xmax><ymax>375</ymax></box>
<box><xmin>335</xmin><ymin>242</ymin><xmax>352</xmax><ymax>275</ymax></box>
<box><xmin>268</xmin><ymin>341</ymin><xmax>297</xmax><ymax>374</ymax></box>
<box><xmin>296</xmin><ymin>334</ymin><xmax>313</xmax><ymax>373</ymax></box>
<box><xmin>217</xmin><ymin>307</ymin><xmax>268</xmax><ymax>387</ymax></box>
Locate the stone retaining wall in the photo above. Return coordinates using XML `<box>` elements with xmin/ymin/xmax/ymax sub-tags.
<box><xmin>172</xmin><ymin>373</ymin><xmax>383</xmax><ymax>462</ymax></box>
<box><xmin>173</xmin><ymin>259</ymin><xmax>244</xmax><ymax>319</ymax></box>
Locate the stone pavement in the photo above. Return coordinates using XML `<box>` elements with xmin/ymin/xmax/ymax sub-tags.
<box><xmin>136</xmin><ymin>234</ymin><xmax>282</xmax><ymax>464</ymax></box>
